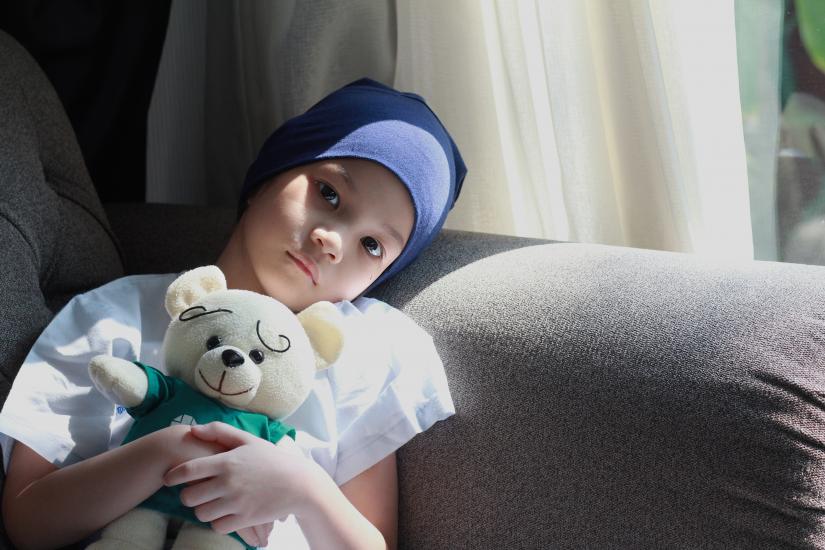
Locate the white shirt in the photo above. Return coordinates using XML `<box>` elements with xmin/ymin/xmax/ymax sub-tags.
<box><xmin>0</xmin><ymin>273</ymin><xmax>454</xmax><ymax>547</ymax></box>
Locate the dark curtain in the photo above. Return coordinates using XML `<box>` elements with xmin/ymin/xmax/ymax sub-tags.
<box><xmin>0</xmin><ymin>1</ymin><xmax>172</xmax><ymax>202</ymax></box>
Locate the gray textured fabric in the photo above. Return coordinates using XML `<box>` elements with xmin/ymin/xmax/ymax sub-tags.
<box><xmin>0</xmin><ymin>30</ymin><xmax>123</xmax><ymax>407</ymax></box>
<box><xmin>103</xmin><ymin>203</ymin><xmax>235</xmax><ymax>275</ymax></box>
<box><xmin>374</xmin><ymin>241</ymin><xmax>825</xmax><ymax>549</ymax></box>
<box><xmin>0</xmin><ymin>30</ymin><xmax>123</xmax><ymax>549</ymax></box>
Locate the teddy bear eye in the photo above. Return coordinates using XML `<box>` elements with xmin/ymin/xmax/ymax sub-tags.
<box><xmin>206</xmin><ymin>336</ymin><xmax>222</xmax><ymax>350</ymax></box>
<box><xmin>249</xmin><ymin>349</ymin><xmax>265</xmax><ymax>364</ymax></box>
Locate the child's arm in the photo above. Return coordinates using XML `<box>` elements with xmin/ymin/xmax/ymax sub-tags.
<box><xmin>337</xmin><ymin>454</ymin><xmax>398</xmax><ymax>550</ymax></box>
<box><xmin>2</xmin><ymin>425</ymin><xmax>225</xmax><ymax>550</ymax></box>
<box><xmin>305</xmin><ymin>451</ymin><xmax>398</xmax><ymax>550</ymax></box>
<box><xmin>164</xmin><ymin>422</ymin><xmax>397</xmax><ymax>549</ymax></box>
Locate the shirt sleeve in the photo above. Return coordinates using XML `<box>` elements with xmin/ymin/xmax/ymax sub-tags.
<box><xmin>0</xmin><ymin>274</ymin><xmax>173</xmax><ymax>471</ymax></box>
<box><xmin>329</xmin><ymin>298</ymin><xmax>455</xmax><ymax>485</ymax></box>
<box><xmin>126</xmin><ymin>364</ymin><xmax>171</xmax><ymax>418</ymax></box>
<box><xmin>268</xmin><ymin>419</ymin><xmax>297</xmax><ymax>442</ymax></box>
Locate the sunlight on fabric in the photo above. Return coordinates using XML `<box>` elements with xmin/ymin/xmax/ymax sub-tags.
<box><xmin>646</xmin><ymin>0</ymin><xmax>753</xmax><ymax>258</ymax></box>
<box><xmin>54</xmin><ymin>319</ymin><xmax>141</xmax><ymax>359</ymax></box>
<box><xmin>396</xmin><ymin>0</ymin><xmax>753</xmax><ymax>259</ymax></box>
<box><xmin>585</xmin><ymin>0</ymin><xmax>751</xmax><ymax>257</ymax></box>
<box><xmin>479</xmin><ymin>1</ymin><xmax>569</xmax><ymax>240</ymax></box>
<box><xmin>149</xmin><ymin>0</ymin><xmax>755</xmax><ymax>259</ymax></box>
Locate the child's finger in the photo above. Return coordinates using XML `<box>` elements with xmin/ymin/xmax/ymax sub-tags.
<box><xmin>211</xmin><ymin>513</ymin><xmax>249</xmax><ymax>536</ymax></box>
<box><xmin>179</xmin><ymin>477</ymin><xmax>225</xmax><ymax>508</ymax></box>
<box><xmin>236</xmin><ymin>526</ymin><xmax>262</xmax><ymax>547</ymax></box>
<box><xmin>190</xmin><ymin>421</ymin><xmax>254</xmax><ymax>448</ymax></box>
<box><xmin>194</xmin><ymin>498</ymin><xmax>234</xmax><ymax>524</ymax></box>
<box><xmin>255</xmin><ymin>521</ymin><xmax>274</xmax><ymax>542</ymax></box>
<box><xmin>164</xmin><ymin>454</ymin><xmax>224</xmax><ymax>486</ymax></box>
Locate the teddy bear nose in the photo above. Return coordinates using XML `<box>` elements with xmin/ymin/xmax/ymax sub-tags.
<box><xmin>221</xmin><ymin>349</ymin><xmax>245</xmax><ymax>368</ymax></box>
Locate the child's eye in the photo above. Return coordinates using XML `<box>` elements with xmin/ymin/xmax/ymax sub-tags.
<box><xmin>318</xmin><ymin>181</ymin><xmax>339</xmax><ymax>207</ymax></box>
<box><xmin>361</xmin><ymin>237</ymin><xmax>383</xmax><ymax>258</ymax></box>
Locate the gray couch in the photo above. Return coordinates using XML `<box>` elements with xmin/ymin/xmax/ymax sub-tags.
<box><xmin>3</xmin><ymin>29</ymin><xmax>825</xmax><ymax>549</ymax></box>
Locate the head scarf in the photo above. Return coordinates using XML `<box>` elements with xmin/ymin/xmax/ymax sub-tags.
<box><xmin>240</xmin><ymin>78</ymin><xmax>467</xmax><ymax>293</ymax></box>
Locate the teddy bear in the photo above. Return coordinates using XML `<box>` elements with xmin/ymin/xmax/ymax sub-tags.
<box><xmin>86</xmin><ymin>265</ymin><xmax>345</xmax><ymax>550</ymax></box>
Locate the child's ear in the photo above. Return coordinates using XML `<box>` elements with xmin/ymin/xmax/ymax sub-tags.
<box><xmin>297</xmin><ymin>301</ymin><xmax>345</xmax><ymax>371</ymax></box>
<box><xmin>165</xmin><ymin>265</ymin><xmax>227</xmax><ymax>318</ymax></box>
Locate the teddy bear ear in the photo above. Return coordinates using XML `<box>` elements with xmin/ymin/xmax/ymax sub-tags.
<box><xmin>165</xmin><ymin>265</ymin><xmax>227</xmax><ymax>319</ymax></box>
<box><xmin>297</xmin><ymin>301</ymin><xmax>345</xmax><ymax>371</ymax></box>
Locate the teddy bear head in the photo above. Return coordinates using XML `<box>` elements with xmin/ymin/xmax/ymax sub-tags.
<box><xmin>161</xmin><ymin>265</ymin><xmax>345</xmax><ymax>420</ymax></box>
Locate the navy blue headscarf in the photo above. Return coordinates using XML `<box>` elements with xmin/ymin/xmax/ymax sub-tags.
<box><xmin>239</xmin><ymin>78</ymin><xmax>467</xmax><ymax>293</ymax></box>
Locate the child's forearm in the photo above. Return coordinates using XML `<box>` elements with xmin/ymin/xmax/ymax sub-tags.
<box><xmin>296</xmin><ymin>468</ymin><xmax>388</xmax><ymax>550</ymax></box>
<box><xmin>3</xmin><ymin>425</ymin><xmax>220</xmax><ymax>550</ymax></box>
<box><xmin>4</xmin><ymin>432</ymin><xmax>170</xmax><ymax>550</ymax></box>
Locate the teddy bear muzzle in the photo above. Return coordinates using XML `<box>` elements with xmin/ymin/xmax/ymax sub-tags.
<box><xmin>194</xmin><ymin>347</ymin><xmax>262</xmax><ymax>407</ymax></box>
<box><xmin>221</xmin><ymin>349</ymin><xmax>244</xmax><ymax>368</ymax></box>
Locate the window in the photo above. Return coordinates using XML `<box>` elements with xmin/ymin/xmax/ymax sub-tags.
<box><xmin>739</xmin><ymin>0</ymin><xmax>825</xmax><ymax>265</ymax></box>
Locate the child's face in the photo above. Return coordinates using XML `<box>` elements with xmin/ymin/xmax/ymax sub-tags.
<box><xmin>220</xmin><ymin>158</ymin><xmax>415</xmax><ymax>311</ymax></box>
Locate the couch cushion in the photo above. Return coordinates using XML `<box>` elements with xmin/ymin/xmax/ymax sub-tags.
<box><xmin>0</xmin><ymin>30</ymin><xmax>123</xmax><ymax>407</ymax></box>
<box><xmin>371</xmin><ymin>239</ymin><xmax>825</xmax><ymax>548</ymax></box>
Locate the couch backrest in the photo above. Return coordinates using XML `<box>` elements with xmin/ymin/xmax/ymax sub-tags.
<box><xmin>0</xmin><ymin>30</ymin><xmax>123</xmax><ymax>406</ymax></box>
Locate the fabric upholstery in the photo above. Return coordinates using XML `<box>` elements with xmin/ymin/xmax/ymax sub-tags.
<box><xmin>5</xmin><ymin>28</ymin><xmax>825</xmax><ymax>550</ymax></box>
<box><xmin>103</xmin><ymin>203</ymin><xmax>235</xmax><ymax>276</ymax></box>
<box><xmin>0</xmin><ymin>30</ymin><xmax>123</xmax><ymax>413</ymax></box>
<box><xmin>0</xmin><ymin>30</ymin><xmax>123</xmax><ymax>549</ymax></box>
<box><xmin>372</xmin><ymin>241</ymin><xmax>825</xmax><ymax>548</ymax></box>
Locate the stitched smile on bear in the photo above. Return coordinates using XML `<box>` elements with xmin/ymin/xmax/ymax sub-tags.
<box><xmin>195</xmin><ymin>347</ymin><xmax>262</xmax><ymax>405</ymax></box>
<box><xmin>198</xmin><ymin>369</ymin><xmax>252</xmax><ymax>396</ymax></box>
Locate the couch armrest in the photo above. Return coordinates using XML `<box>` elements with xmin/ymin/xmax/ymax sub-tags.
<box><xmin>372</xmin><ymin>241</ymin><xmax>825</xmax><ymax>548</ymax></box>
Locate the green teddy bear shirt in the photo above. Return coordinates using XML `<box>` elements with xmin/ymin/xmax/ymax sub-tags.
<box><xmin>121</xmin><ymin>362</ymin><xmax>296</xmax><ymax>549</ymax></box>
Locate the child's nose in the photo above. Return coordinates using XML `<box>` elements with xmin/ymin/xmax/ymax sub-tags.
<box><xmin>312</xmin><ymin>227</ymin><xmax>343</xmax><ymax>263</ymax></box>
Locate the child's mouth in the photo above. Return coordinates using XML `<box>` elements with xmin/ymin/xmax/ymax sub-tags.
<box><xmin>287</xmin><ymin>252</ymin><xmax>318</xmax><ymax>285</ymax></box>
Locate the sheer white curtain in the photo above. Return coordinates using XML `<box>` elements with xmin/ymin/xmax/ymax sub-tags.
<box><xmin>148</xmin><ymin>0</ymin><xmax>396</xmax><ymax>206</ymax></box>
<box><xmin>396</xmin><ymin>0</ymin><xmax>754</xmax><ymax>257</ymax></box>
<box><xmin>149</xmin><ymin>0</ymin><xmax>759</xmax><ymax>259</ymax></box>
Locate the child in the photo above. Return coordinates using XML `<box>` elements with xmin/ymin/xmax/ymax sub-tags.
<box><xmin>0</xmin><ymin>78</ymin><xmax>467</xmax><ymax>549</ymax></box>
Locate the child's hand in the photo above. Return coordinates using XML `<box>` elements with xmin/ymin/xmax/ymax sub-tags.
<box><xmin>159</xmin><ymin>424</ymin><xmax>228</xmax><ymax>469</ymax></box>
<box><xmin>163</xmin><ymin>422</ymin><xmax>323</xmax><ymax>538</ymax></box>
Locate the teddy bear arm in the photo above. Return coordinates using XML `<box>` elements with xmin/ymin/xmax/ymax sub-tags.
<box><xmin>89</xmin><ymin>355</ymin><xmax>150</xmax><ymax>408</ymax></box>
